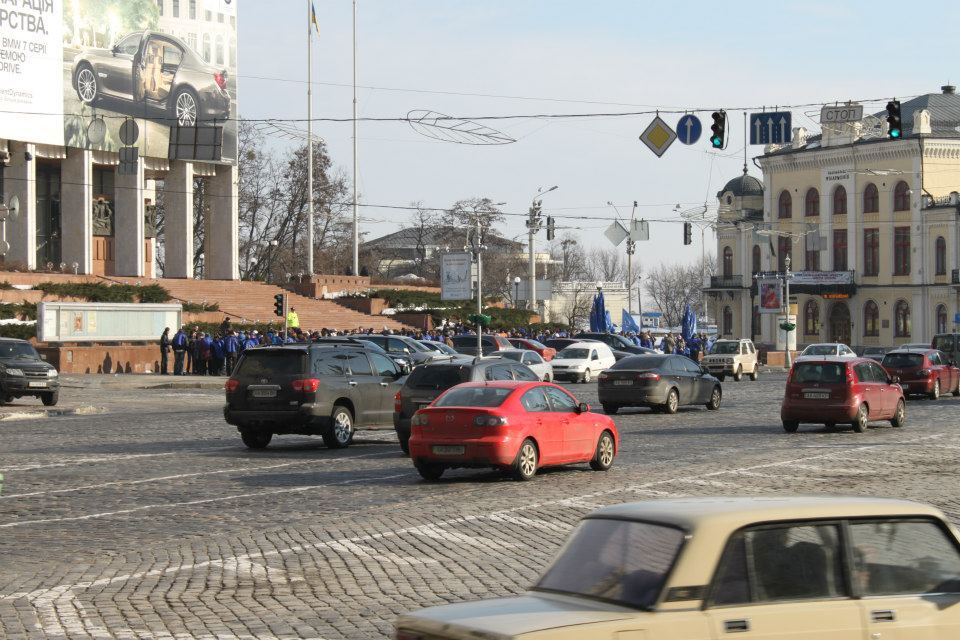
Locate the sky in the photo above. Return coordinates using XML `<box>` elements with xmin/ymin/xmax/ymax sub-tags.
<box><xmin>237</xmin><ymin>0</ymin><xmax>960</xmax><ymax>271</ymax></box>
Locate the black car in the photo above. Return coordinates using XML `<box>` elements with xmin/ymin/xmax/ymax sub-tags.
<box><xmin>0</xmin><ymin>338</ymin><xmax>60</xmax><ymax>406</ymax></box>
<box><xmin>353</xmin><ymin>334</ymin><xmax>436</xmax><ymax>366</ymax></box>
<box><xmin>392</xmin><ymin>357</ymin><xmax>539</xmax><ymax>454</ymax></box>
<box><xmin>224</xmin><ymin>343</ymin><xmax>406</xmax><ymax>449</ymax></box>
<box><xmin>597</xmin><ymin>354</ymin><xmax>722</xmax><ymax>415</ymax></box>
<box><xmin>449</xmin><ymin>334</ymin><xmax>514</xmax><ymax>356</ymax></box>
<box><xmin>576</xmin><ymin>332</ymin><xmax>657</xmax><ymax>356</ymax></box>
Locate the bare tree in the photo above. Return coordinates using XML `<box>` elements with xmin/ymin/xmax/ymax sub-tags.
<box><xmin>408</xmin><ymin>203</ymin><xmax>439</xmax><ymax>280</ymax></box>
<box><xmin>587</xmin><ymin>246</ymin><xmax>625</xmax><ymax>282</ymax></box>
<box><xmin>441</xmin><ymin>198</ymin><xmax>504</xmax><ymax>232</ymax></box>
<box><xmin>643</xmin><ymin>254</ymin><xmax>716</xmax><ymax>326</ymax></box>
<box><xmin>554</xmin><ymin>282</ymin><xmax>594</xmax><ymax>329</ymax></box>
<box><xmin>548</xmin><ymin>234</ymin><xmax>588</xmax><ymax>282</ymax></box>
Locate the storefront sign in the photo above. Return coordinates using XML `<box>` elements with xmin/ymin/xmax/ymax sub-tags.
<box><xmin>790</xmin><ymin>271</ymin><xmax>854</xmax><ymax>286</ymax></box>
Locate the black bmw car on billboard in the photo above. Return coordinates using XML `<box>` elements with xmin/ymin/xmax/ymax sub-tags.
<box><xmin>71</xmin><ymin>30</ymin><xmax>230</xmax><ymax>127</ymax></box>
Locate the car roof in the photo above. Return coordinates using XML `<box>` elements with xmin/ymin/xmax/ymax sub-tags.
<box><xmin>805</xmin><ymin>343</ymin><xmax>845</xmax><ymax>347</ymax></box>
<box><xmin>794</xmin><ymin>355</ymin><xmax>860</xmax><ymax>363</ymax></box>
<box><xmin>885</xmin><ymin>348</ymin><xmax>933</xmax><ymax>355</ymax></box>
<box><xmin>452</xmin><ymin>380</ymin><xmax>544</xmax><ymax>390</ymax></box>
<box><xmin>0</xmin><ymin>337</ymin><xmax>28</xmax><ymax>344</ymax></box>
<box><xmin>559</xmin><ymin>341</ymin><xmax>605</xmax><ymax>350</ymax></box>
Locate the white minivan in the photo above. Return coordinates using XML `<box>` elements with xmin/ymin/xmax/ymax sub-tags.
<box><xmin>549</xmin><ymin>341</ymin><xmax>616</xmax><ymax>383</ymax></box>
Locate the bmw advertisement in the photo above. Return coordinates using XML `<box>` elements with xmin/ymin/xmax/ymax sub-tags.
<box><xmin>0</xmin><ymin>0</ymin><xmax>237</xmax><ymax>162</ymax></box>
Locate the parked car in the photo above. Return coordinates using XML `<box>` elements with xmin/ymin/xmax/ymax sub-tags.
<box><xmin>393</xmin><ymin>357</ymin><xmax>539</xmax><ymax>454</ymax></box>
<box><xmin>893</xmin><ymin>343</ymin><xmax>933</xmax><ymax>351</ymax></box>
<box><xmin>407</xmin><ymin>381</ymin><xmax>617</xmax><ymax>481</ymax></box>
<box><xmin>576</xmin><ymin>332</ymin><xmax>657</xmax><ymax>356</ymax></box>
<box><xmin>224</xmin><ymin>343</ymin><xmax>407</xmax><ymax>449</ymax></box>
<box><xmin>598</xmin><ymin>353</ymin><xmax>722</xmax><ymax>415</ymax></box>
<box><xmin>881</xmin><ymin>349</ymin><xmax>960</xmax><ymax>399</ymax></box>
<box><xmin>489</xmin><ymin>349</ymin><xmax>553</xmax><ymax>381</ymax></box>
<box><xmin>354</xmin><ymin>334</ymin><xmax>437</xmax><ymax>366</ymax></box>
<box><xmin>450</xmin><ymin>334</ymin><xmax>514</xmax><ymax>356</ymax></box>
<box><xmin>508</xmin><ymin>337</ymin><xmax>556</xmax><ymax>361</ymax></box>
<box><xmin>701</xmin><ymin>338</ymin><xmax>759</xmax><ymax>381</ymax></box>
<box><xmin>861</xmin><ymin>346</ymin><xmax>889</xmax><ymax>362</ymax></box>
<box><xmin>542</xmin><ymin>337</ymin><xmax>599</xmax><ymax>352</ymax></box>
<box><xmin>796</xmin><ymin>342</ymin><xmax>858</xmax><ymax>362</ymax></box>
<box><xmin>0</xmin><ymin>338</ymin><xmax>60</xmax><ymax>406</ymax></box>
<box><xmin>396</xmin><ymin>496</ymin><xmax>960</xmax><ymax>639</ymax></box>
<box><xmin>932</xmin><ymin>333</ymin><xmax>960</xmax><ymax>364</ymax></box>
<box><xmin>781</xmin><ymin>357</ymin><xmax>905</xmax><ymax>433</ymax></box>
<box><xmin>417</xmin><ymin>340</ymin><xmax>458</xmax><ymax>356</ymax></box>
<box><xmin>312</xmin><ymin>337</ymin><xmax>413</xmax><ymax>371</ymax></box>
<box><xmin>549</xmin><ymin>341</ymin><xmax>617</xmax><ymax>383</ymax></box>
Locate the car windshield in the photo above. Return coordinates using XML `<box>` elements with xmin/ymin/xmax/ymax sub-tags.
<box><xmin>404</xmin><ymin>340</ymin><xmax>430</xmax><ymax>353</ymax></box>
<box><xmin>235</xmin><ymin>351</ymin><xmax>304</xmax><ymax>377</ymax></box>
<box><xmin>710</xmin><ymin>342</ymin><xmax>738</xmax><ymax>354</ymax></box>
<box><xmin>407</xmin><ymin>366</ymin><xmax>468</xmax><ymax>390</ymax></box>
<box><xmin>355</xmin><ymin>340</ymin><xmax>385</xmax><ymax>353</ymax></box>
<box><xmin>0</xmin><ymin>342</ymin><xmax>40</xmax><ymax>359</ymax></box>
<box><xmin>611</xmin><ymin>355</ymin><xmax>664</xmax><ymax>370</ymax></box>
<box><xmin>557</xmin><ymin>348</ymin><xmax>590</xmax><ymax>360</ymax></box>
<box><xmin>792</xmin><ymin>362</ymin><xmax>846</xmax><ymax>384</ymax></box>
<box><xmin>933</xmin><ymin>336</ymin><xmax>954</xmax><ymax>351</ymax></box>
<box><xmin>803</xmin><ymin>345</ymin><xmax>838</xmax><ymax>355</ymax></box>
<box><xmin>535</xmin><ymin>518</ymin><xmax>684</xmax><ymax>610</ymax></box>
<box><xmin>433</xmin><ymin>386</ymin><xmax>513</xmax><ymax>408</ymax></box>
<box><xmin>882</xmin><ymin>353</ymin><xmax>924</xmax><ymax>368</ymax></box>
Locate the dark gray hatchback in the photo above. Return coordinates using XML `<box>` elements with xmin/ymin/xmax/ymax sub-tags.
<box><xmin>224</xmin><ymin>344</ymin><xmax>406</xmax><ymax>449</ymax></box>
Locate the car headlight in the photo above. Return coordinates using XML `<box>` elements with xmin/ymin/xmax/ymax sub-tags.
<box><xmin>573</xmin><ymin>363</ymin><xmax>587</xmax><ymax>370</ymax></box>
<box><xmin>46</xmin><ymin>369</ymin><xmax>58</xmax><ymax>378</ymax></box>
<box><xmin>5</xmin><ymin>368</ymin><xmax>23</xmax><ymax>376</ymax></box>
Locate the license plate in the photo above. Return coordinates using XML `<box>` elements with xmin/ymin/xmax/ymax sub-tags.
<box><xmin>614</xmin><ymin>379</ymin><xmax>633</xmax><ymax>386</ymax></box>
<box><xmin>432</xmin><ymin>445</ymin><xmax>465</xmax><ymax>456</ymax></box>
<box><xmin>252</xmin><ymin>389</ymin><xmax>276</xmax><ymax>398</ymax></box>
<box><xmin>28</xmin><ymin>381</ymin><xmax>47</xmax><ymax>388</ymax></box>
<box><xmin>804</xmin><ymin>392</ymin><xmax>829</xmax><ymax>400</ymax></box>
<box><xmin>899</xmin><ymin>383</ymin><xmax>909</xmax><ymax>390</ymax></box>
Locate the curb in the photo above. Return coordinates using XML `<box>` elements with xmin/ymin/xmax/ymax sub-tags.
<box><xmin>0</xmin><ymin>405</ymin><xmax>106</xmax><ymax>421</ymax></box>
<box><xmin>143</xmin><ymin>382</ymin><xmax>225</xmax><ymax>390</ymax></box>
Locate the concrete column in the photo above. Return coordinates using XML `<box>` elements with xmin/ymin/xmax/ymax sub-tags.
<box><xmin>163</xmin><ymin>160</ymin><xmax>193</xmax><ymax>278</ymax></box>
<box><xmin>205</xmin><ymin>163</ymin><xmax>239</xmax><ymax>280</ymax></box>
<box><xmin>60</xmin><ymin>148</ymin><xmax>93</xmax><ymax>274</ymax></box>
<box><xmin>114</xmin><ymin>157</ymin><xmax>144</xmax><ymax>276</ymax></box>
<box><xmin>5</xmin><ymin>142</ymin><xmax>36</xmax><ymax>269</ymax></box>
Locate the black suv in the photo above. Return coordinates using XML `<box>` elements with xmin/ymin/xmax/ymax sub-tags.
<box><xmin>392</xmin><ymin>357</ymin><xmax>538</xmax><ymax>453</ymax></box>
<box><xmin>224</xmin><ymin>343</ymin><xmax>407</xmax><ymax>449</ymax></box>
<box><xmin>0</xmin><ymin>338</ymin><xmax>60</xmax><ymax>406</ymax></box>
<box><xmin>576</xmin><ymin>332</ymin><xmax>656</xmax><ymax>356</ymax></box>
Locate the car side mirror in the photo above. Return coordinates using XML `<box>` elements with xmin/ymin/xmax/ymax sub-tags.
<box><xmin>891</xmin><ymin>375</ymin><xmax>900</xmax><ymax>384</ymax></box>
<box><xmin>700</xmin><ymin>365</ymin><xmax>709</xmax><ymax>375</ymax></box>
<box><xmin>576</xmin><ymin>402</ymin><xmax>590</xmax><ymax>414</ymax></box>
<box><xmin>111</xmin><ymin>44</ymin><xmax>120</xmax><ymax>55</ymax></box>
<box><xmin>396</xmin><ymin>366</ymin><xmax>408</xmax><ymax>377</ymax></box>
<box><xmin>40</xmin><ymin>354</ymin><xmax>47</xmax><ymax>361</ymax></box>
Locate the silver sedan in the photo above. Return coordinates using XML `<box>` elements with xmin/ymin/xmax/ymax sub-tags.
<box><xmin>489</xmin><ymin>349</ymin><xmax>553</xmax><ymax>381</ymax></box>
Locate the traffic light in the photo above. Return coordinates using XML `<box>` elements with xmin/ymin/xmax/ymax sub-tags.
<box><xmin>683</xmin><ymin>222</ymin><xmax>693</xmax><ymax>245</ymax></box>
<box><xmin>546</xmin><ymin>216</ymin><xmax>555</xmax><ymax>241</ymax></box>
<box><xmin>273</xmin><ymin>293</ymin><xmax>284</xmax><ymax>317</ymax></box>
<box><xmin>710</xmin><ymin>110</ymin><xmax>726</xmax><ymax>149</ymax></box>
<box><xmin>886</xmin><ymin>100</ymin><xmax>902</xmax><ymax>139</ymax></box>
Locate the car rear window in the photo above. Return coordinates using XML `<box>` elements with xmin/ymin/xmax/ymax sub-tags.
<box><xmin>557</xmin><ymin>348</ymin><xmax>590</xmax><ymax>359</ymax></box>
<box><xmin>933</xmin><ymin>335</ymin><xmax>955</xmax><ymax>351</ymax></box>
<box><xmin>434</xmin><ymin>386</ymin><xmax>513</xmax><ymax>408</ymax></box>
<box><xmin>450</xmin><ymin>335</ymin><xmax>479</xmax><ymax>347</ymax></box>
<box><xmin>235</xmin><ymin>351</ymin><xmax>305</xmax><ymax>377</ymax></box>
<box><xmin>803</xmin><ymin>345</ymin><xmax>837</xmax><ymax>356</ymax></box>
<box><xmin>407</xmin><ymin>365</ymin><xmax>468</xmax><ymax>390</ymax></box>
<box><xmin>792</xmin><ymin>362</ymin><xmax>846</xmax><ymax>384</ymax></box>
<box><xmin>611</xmin><ymin>355</ymin><xmax>665</xmax><ymax>370</ymax></box>
<box><xmin>882</xmin><ymin>353</ymin><xmax>924</xmax><ymax>368</ymax></box>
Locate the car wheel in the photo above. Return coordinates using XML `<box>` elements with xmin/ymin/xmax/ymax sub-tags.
<box><xmin>511</xmin><ymin>439</ymin><xmax>538</xmax><ymax>481</ymax></box>
<box><xmin>582</xmin><ymin>369</ymin><xmax>592</xmax><ymax>384</ymax></box>
<box><xmin>782</xmin><ymin>420</ymin><xmax>799</xmax><ymax>433</ymax></box>
<box><xmin>733</xmin><ymin>365</ymin><xmax>743</xmax><ymax>382</ymax></box>
<box><xmin>589</xmin><ymin>431</ymin><xmax>615</xmax><ymax>471</ymax></box>
<box><xmin>749</xmin><ymin>366</ymin><xmax>759</xmax><ymax>381</ymax></box>
<box><xmin>852</xmin><ymin>404</ymin><xmax>868</xmax><ymax>433</ymax></box>
<box><xmin>414</xmin><ymin>461</ymin><xmax>444</xmax><ymax>482</ymax></box>
<box><xmin>929</xmin><ymin>379</ymin><xmax>940</xmax><ymax>401</ymax></box>
<box><xmin>662</xmin><ymin>388</ymin><xmax>679</xmax><ymax>414</ymax></box>
<box><xmin>75</xmin><ymin>64</ymin><xmax>99</xmax><ymax>104</ymax></box>
<box><xmin>173</xmin><ymin>87</ymin><xmax>199</xmax><ymax>126</ymax></box>
<box><xmin>41</xmin><ymin>391</ymin><xmax>59</xmax><ymax>407</ymax></box>
<box><xmin>890</xmin><ymin>400</ymin><xmax>906</xmax><ymax>428</ymax></box>
<box><xmin>240</xmin><ymin>431</ymin><xmax>272</xmax><ymax>449</ymax></box>
<box><xmin>323</xmin><ymin>405</ymin><xmax>354</xmax><ymax>449</ymax></box>
<box><xmin>601</xmin><ymin>403</ymin><xmax>619</xmax><ymax>415</ymax></box>
<box><xmin>706</xmin><ymin>386</ymin><xmax>722</xmax><ymax>411</ymax></box>
<box><xmin>398</xmin><ymin>433</ymin><xmax>410</xmax><ymax>455</ymax></box>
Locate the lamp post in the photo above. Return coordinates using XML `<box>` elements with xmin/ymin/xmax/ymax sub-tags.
<box><xmin>466</xmin><ymin>219</ymin><xmax>487</xmax><ymax>355</ymax></box>
<box><xmin>514</xmin><ymin>276</ymin><xmax>521</xmax><ymax>309</ymax></box>
<box><xmin>784</xmin><ymin>254</ymin><xmax>793</xmax><ymax>368</ymax></box>
<box><xmin>528</xmin><ymin>186</ymin><xmax>558</xmax><ymax>312</ymax></box>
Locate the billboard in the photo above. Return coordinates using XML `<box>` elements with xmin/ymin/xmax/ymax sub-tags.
<box><xmin>0</xmin><ymin>0</ymin><xmax>238</xmax><ymax>162</ymax></box>
<box><xmin>441</xmin><ymin>253</ymin><xmax>473</xmax><ymax>301</ymax></box>
<box><xmin>38</xmin><ymin>302</ymin><xmax>182</xmax><ymax>342</ymax></box>
<box><xmin>758</xmin><ymin>277</ymin><xmax>783</xmax><ymax>314</ymax></box>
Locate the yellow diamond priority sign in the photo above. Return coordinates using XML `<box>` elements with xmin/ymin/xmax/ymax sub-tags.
<box><xmin>639</xmin><ymin>115</ymin><xmax>677</xmax><ymax>157</ymax></box>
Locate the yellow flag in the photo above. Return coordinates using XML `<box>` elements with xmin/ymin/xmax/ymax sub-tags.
<box><xmin>311</xmin><ymin>2</ymin><xmax>320</xmax><ymax>35</ymax></box>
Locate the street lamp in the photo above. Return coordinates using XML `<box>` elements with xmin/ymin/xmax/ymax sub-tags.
<box><xmin>528</xmin><ymin>186</ymin><xmax>558</xmax><ymax>312</ymax></box>
<box><xmin>783</xmin><ymin>254</ymin><xmax>793</xmax><ymax>368</ymax></box>
<box><xmin>513</xmin><ymin>276</ymin><xmax>521</xmax><ymax>309</ymax></box>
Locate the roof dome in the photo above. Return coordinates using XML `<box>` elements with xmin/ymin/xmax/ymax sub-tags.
<box><xmin>718</xmin><ymin>172</ymin><xmax>763</xmax><ymax>198</ymax></box>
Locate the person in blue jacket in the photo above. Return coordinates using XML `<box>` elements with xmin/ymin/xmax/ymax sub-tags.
<box><xmin>223</xmin><ymin>331</ymin><xmax>239</xmax><ymax>375</ymax></box>
<box><xmin>172</xmin><ymin>326</ymin><xmax>189</xmax><ymax>375</ymax></box>
<box><xmin>211</xmin><ymin>334</ymin><xmax>226</xmax><ymax>376</ymax></box>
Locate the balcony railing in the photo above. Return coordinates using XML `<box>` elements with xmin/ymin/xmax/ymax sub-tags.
<box><xmin>709</xmin><ymin>275</ymin><xmax>743</xmax><ymax>289</ymax></box>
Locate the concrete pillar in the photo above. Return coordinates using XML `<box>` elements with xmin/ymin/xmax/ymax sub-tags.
<box><xmin>114</xmin><ymin>157</ymin><xmax>144</xmax><ymax>276</ymax></box>
<box><xmin>60</xmin><ymin>148</ymin><xmax>93</xmax><ymax>274</ymax></box>
<box><xmin>163</xmin><ymin>160</ymin><xmax>193</xmax><ymax>278</ymax></box>
<box><xmin>205</xmin><ymin>163</ymin><xmax>239</xmax><ymax>280</ymax></box>
<box><xmin>5</xmin><ymin>142</ymin><xmax>36</xmax><ymax>269</ymax></box>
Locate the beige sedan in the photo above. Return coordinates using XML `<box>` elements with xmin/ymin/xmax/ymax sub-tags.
<box><xmin>395</xmin><ymin>496</ymin><xmax>960</xmax><ymax>639</ymax></box>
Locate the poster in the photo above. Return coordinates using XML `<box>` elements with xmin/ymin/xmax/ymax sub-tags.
<box><xmin>758</xmin><ymin>277</ymin><xmax>782</xmax><ymax>314</ymax></box>
<box><xmin>441</xmin><ymin>253</ymin><xmax>473</xmax><ymax>301</ymax></box>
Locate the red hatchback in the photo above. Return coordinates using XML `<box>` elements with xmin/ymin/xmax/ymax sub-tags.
<box><xmin>408</xmin><ymin>381</ymin><xmax>618</xmax><ymax>481</ymax></box>
<box><xmin>781</xmin><ymin>357</ymin><xmax>905</xmax><ymax>433</ymax></box>
<box><xmin>880</xmin><ymin>349</ymin><xmax>960</xmax><ymax>399</ymax></box>
<box><xmin>508</xmin><ymin>338</ymin><xmax>557</xmax><ymax>362</ymax></box>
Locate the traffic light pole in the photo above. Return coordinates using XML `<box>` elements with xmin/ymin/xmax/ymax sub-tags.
<box><xmin>283</xmin><ymin>294</ymin><xmax>289</xmax><ymax>340</ymax></box>
<box><xmin>476</xmin><ymin>218</ymin><xmax>483</xmax><ymax>356</ymax></box>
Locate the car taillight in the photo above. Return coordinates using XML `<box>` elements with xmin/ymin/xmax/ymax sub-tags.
<box><xmin>394</xmin><ymin>391</ymin><xmax>402</xmax><ymax>412</ymax></box>
<box><xmin>636</xmin><ymin>372</ymin><xmax>661</xmax><ymax>381</ymax></box>
<box><xmin>214</xmin><ymin>71</ymin><xmax>227</xmax><ymax>91</ymax></box>
<box><xmin>598</xmin><ymin>373</ymin><xmax>610</xmax><ymax>381</ymax></box>
<box><xmin>225</xmin><ymin>378</ymin><xmax>239</xmax><ymax>392</ymax></box>
<box><xmin>474</xmin><ymin>415</ymin><xmax>508</xmax><ymax>427</ymax></box>
<box><xmin>292</xmin><ymin>378</ymin><xmax>320</xmax><ymax>393</ymax></box>
<box><xmin>412</xmin><ymin>412</ymin><xmax>429</xmax><ymax>427</ymax></box>
<box><xmin>918</xmin><ymin>369</ymin><xmax>931</xmax><ymax>377</ymax></box>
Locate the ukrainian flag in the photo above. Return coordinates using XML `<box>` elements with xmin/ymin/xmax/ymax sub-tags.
<box><xmin>311</xmin><ymin>2</ymin><xmax>320</xmax><ymax>35</ymax></box>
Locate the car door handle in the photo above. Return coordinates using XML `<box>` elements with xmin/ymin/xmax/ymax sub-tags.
<box><xmin>723</xmin><ymin>619</ymin><xmax>750</xmax><ymax>633</ymax></box>
<box><xmin>348</xmin><ymin>381</ymin><xmax>358</xmax><ymax>387</ymax></box>
<box><xmin>379</xmin><ymin>382</ymin><xmax>389</xmax><ymax>387</ymax></box>
<box><xmin>871</xmin><ymin>610</ymin><xmax>896</xmax><ymax>623</ymax></box>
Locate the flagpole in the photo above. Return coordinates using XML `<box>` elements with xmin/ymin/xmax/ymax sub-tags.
<box><xmin>306</xmin><ymin>0</ymin><xmax>314</xmax><ymax>276</ymax></box>
<box><xmin>351</xmin><ymin>0</ymin><xmax>360</xmax><ymax>277</ymax></box>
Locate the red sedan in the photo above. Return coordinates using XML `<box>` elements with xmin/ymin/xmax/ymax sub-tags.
<box><xmin>781</xmin><ymin>356</ymin><xmax>905</xmax><ymax>433</ymax></box>
<box><xmin>408</xmin><ymin>381</ymin><xmax>617</xmax><ymax>481</ymax></box>
<box><xmin>508</xmin><ymin>338</ymin><xmax>557</xmax><ymax>362</ymax></box>
<box><xmin>881</xmin><ymin>349</ymin><xmax>960</xmax><ymax>399</ymax></box>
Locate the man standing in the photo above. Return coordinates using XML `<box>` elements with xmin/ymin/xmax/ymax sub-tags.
<box><xmin>286</xmin><ymin>306</ymin><xmax>300</xmax><ymax>331</ymax></box>
<box><xmin>224</xmin><ymin>330</ymin><xmax>239</xmax><ymax>375</ymax></box>
<box><xmin>211</xmin><ymin>334</ymin><xmax>225</xmax><ymax>376</ymax></box>
<box><xmin>172</xmin><ymin>326</ymin><xmax>188</xmax><ymax>375</ymax></box>
<box><xmin>159</xmin><ymin>327</ymin><xmax>171</xmax><ymax>375</ymax></box>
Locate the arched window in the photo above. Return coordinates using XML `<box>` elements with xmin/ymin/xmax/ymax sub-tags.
<box><xmin>215</xmin><ymin>34</ymin><xmax>224</xmax><ymax>65</ymax></box>
<box><xmin>863</xmin><ymin>183</ymin><xmax>879</xmax><ymax>213</ymax></box>
<box><xmin>722</xmin><ymin>246</ymin><xmax>733</xmax><ymax>278</ymax></box>
<box><xmin>752</xmin><ymin>244</ymin><xmax>761</xmax><ymax>275</ymax></box>
<box><xmin>804</xmin><ymin>300</ymin><xmax>820</xmax><ymax>336</ymax></box>
<box><xmin>937</xmin><ymin>304</ymin><xmax>948</xmax><ymax>335</ymax></box>
<box><xmin>722</xmin><ymin>306</ymin><xmax>733</xmax><ymax>336</ymax></box>
<box><xmin>804</xmin><ymin>188</ymin><xmax>819</xmax><ymax>217</ymax></box>
<box><xmin>894</xmin><ymin>181</ymin><xmax>910</xmax><ymax>212</ymax></box>
<box><xmin>936</xmin><ymin>236</ymin><xmax>947</xmax><ymax>276</ymax></box>
<box><xmin>778</xmin><ymin>190</ymin><xmax>792</xmax><ymax>219</ymax></box>
<box><xmin>863</xmin><ymin>300</ymin><xmax>879</xmax><ymax>337</ymax></box>
<box><xmin>202</xmin><ymin>33</ymin><xmax>211</xmax><ymax>62</ymax></box>
<box><xmin>832</xmin><ymin>185</ymin><xmax>847</xmax><ymax>215</ymax></box>
<box><xmin>894</xmin><ymin>300</ymin><xmax>911</xmax><ymax>337</ymax></box>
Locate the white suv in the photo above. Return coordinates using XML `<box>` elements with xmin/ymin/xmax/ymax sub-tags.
<box><xmin>702</xmin><ymin>338</ymin><xmax>759</xmax><ymax>381</ymax></box>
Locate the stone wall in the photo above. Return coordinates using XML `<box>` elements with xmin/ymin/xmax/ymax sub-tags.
<box><xmin>37</xmin><ymin>344</ymin><xmax>164</xmax><ymax>374</ymax></box>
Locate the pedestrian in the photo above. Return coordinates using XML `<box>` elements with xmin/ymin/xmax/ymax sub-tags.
<box><xmin>200</xmin><ymin>333</ymin><xmax>213</xmax><ymax>375</ymax></box>
<box><xmin>190</xmin><ymin>331</ymin><xmax>203</xmax><ymax>374</ymax></box>
<box><xmin>159</xmin><ymin>327</ymin><xmax>171</xmax><ymax>375</ymax></box>
<box><xmin>224</xmin><ymin>330</ymin><xmax>239</xmax><ymax>375</ymax></box>
<box><xmin>286</xmin><ymin>306</ymin><xmax>300</xmax><ymax>330</ymax></box>
<box><xmin>211</xmin><ymin>333</ymin><xmax>225</xmax><ymax>376</ymax></box>
<box><xmin>219</xmin><ymin>316</ymin><xmax>231</xmax><ymax>336</ymax></box>
<box><xmin>688</xmin><ymin>333</ymin><xmax>702</xmax><ymax>361</ymax></box>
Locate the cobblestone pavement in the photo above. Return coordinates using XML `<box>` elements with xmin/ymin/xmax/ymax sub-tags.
<box><xmin>0</xmin><ymin>375</ymin><xmax>958</xmax><ymax>638</ymax></box>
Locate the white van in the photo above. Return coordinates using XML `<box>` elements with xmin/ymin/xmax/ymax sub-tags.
<box><xmin>549</xmin><ymin>341</ymin><xmax>617</xmax><ymax>383</ymax></box>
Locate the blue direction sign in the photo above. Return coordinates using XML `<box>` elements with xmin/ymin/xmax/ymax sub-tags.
<box><xmin>676</xmin><ymin>114</ymin><xmax>702</xmax><ymax>145</ymax></box>
<box><xmin>749</xmin><ymin>111</ymin><xmax>792</xmax><ymax>145</ymax></box>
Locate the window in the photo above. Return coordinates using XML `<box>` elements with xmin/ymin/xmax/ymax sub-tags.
<box><xmin>236</xmin><ymin>351</ymin><xmax>304</xmax><ymax>377</ymax></box>
<box><xmin>936</xmin><ymin>236</ymin><xmax>947</xmax><ymax>276</ymax></box>
<box><xmin>485</xmin><ymin>364</ymin><xmax>514</xmax><ymax>381</ymax></box>
<box><xmin>752</xmin><ymin>245</ymin><xmax>761</xmax><ymax>275</ymax></box>
<box><xmin>162</xmin><ymin>45</ymin><xmax>183</xmax><ymax>67</ymax></box>
<box><xmin>722</xmin><ymin>246</ymin><xmax>733</xmax><ymax>278</ymax></box>
<box><xmin>229</xmin><ymin>40</ymin><xmax>236</xmax><ymax>67</ymax></box>
<box><xmin>937</xmin><ymin>304</ymin><xmax>948</xmax><ymax>335</ymax></box>
<box><xmin>722</xmin><ymin>306</ymin><xmax>733</xmax><ymax>336</ymax></box>
<box><xmin>894</xmin><ymin>181</ymin><xmax>911</xmax><ymax>211</ymax></box>
<box><xmin>205</xmin><ymin>9</ymin><xmax>212</xmax><ymax>21</ymax></box>
<box><xmin>172</xmin><ymin>0</ymin><xmax>179</xmax><ymax>17</ymax></box>
<box><xmin>218</xmin><ymin>12</ymin><xmax>225</xmax><ymax>23</ymax></box>
<box><xmin>777</xmin><ymin>236</ymin><xmax>792</xmax><ymax>273</ymax></box>
<box><xmin>778</xmin><ymin>190</ymin><xmax>792</xmax><ymax>219</ymax></box>
<box><xmin>189</xmin><ymin>0</ymin><xmax>196</xmax><ymax>20</ymax></box>
<box><xmin>894</xmin><ymin>300</ymin><xmax>911</xmax><ymax>337</ymax></box>
<box><xmin>863</xmin><ymin>183</ymin><xmax>879</xmax><ymax>213</ymax></box>
<box><xmin>863</xmin><ymin>228</ymin><xmax>879</xmax><ymax>276</ymax></box>
<box><xmin>710</xmin><ymin>524</ymin><xmax>845</xmax><ymax>605</ymax></box>
<box><xmin>805</xmin><ymin>233</ymin><xmax>820</xmax><ymax>271</ymax></box>
<box><xmin>369</xmin><ymin>353</ymin><xmax>397</xmax><ymax>377</ymax></box>
<box><xmin>863</xmin><ymin>300</ymin><xmax>880</xmax><ymax>337</ymax></box>
<box><xmin>116</xmin><ymin>34</ymin><xmax>141</xmax><ymax>56</ymax></box>
<box><xmin>544</xmin><ymin>386</ymin><xmax>578</xmax><ymax>412</ymax></box>
<box><xmin>511</xmin><ymin>365</ymin><xmax>539</xmax><ymax>382</ymax></box>
<box><xmin>156</xmin><ymin>0</ymin><xmax>163</xmax><ymax>16</ymax></box>
<box><xmin>202</xmin><ymin>33</ymin><xmax>211</xmax><ymax>62</ymax></box>
<box><xmin>804</xmin><ymin>188</ymin><xmax>819</xmax><ymax>217</ymax></box>
<box><xmin>520</xmin><ymin>388</ymin><xmax>550</xmax><ymax>412</ymax></box>
<box><xmin>804</xmin><ymin>300</ymin><xmax>820</xmax><ymax>336</ymax></box>
<box><xmin>849</xmin><ymin>520</ymin><xmax>960</xmax><ymax>596</ymax></box>
<box><xmin>833</xmin><ymin>229</ymin><xmax>847</xmax><ymax>271</ymax></box>
<box><xmin>435</xmin><ymin>386</ymin><xmax>512</xmax><ymax>408</ymax></box>
<box><xmin>345</xmin><ymin>352</ymin><xmax>372</xmax><ymax>376</ymax></box>
<box><xmin>893</xmin><ymin>226</ymin><xmax>910</xmax><ymax>275</ymax></box>
<box><xmin>832</xmin><ymin>185</ymin><xmax>847</xmax><ymax>215</ymax></box>
<box><xmin>186</xmin><ymin>32</ymin><xmax>197</xmax><ymax>52</ymax></box>
<box><xmin>215</xmin><ymin>34</ymin><xmax>224</xmax><ymax>65</ymax></box>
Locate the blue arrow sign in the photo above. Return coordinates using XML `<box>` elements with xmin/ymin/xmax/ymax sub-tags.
<box><xmin>676</xmin><ymin>114</ymin><xmax>702</xmax><ymax>145</ymax></box>
<box><xmin>749</xmin><ymin>111</ymin><xmax>792</xmax><ymax>145</ymax></box>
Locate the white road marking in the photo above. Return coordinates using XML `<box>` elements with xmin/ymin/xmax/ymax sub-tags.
<box><xmin>0</xmin><ymin>447</ymin><xmax>236</xmax><ymax>472</ymax></box>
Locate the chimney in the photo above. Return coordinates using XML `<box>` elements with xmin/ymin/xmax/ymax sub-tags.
<box><xmin>943</xmin><ymin>84</ymin><xmax>956</xmax><ymax>94</ymax></box>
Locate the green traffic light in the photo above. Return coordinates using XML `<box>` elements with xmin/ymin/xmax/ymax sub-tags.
<box><xmin>890</xmin><ymin>128</ymin><xmax>901</xmax><ymax>138</ymax></box>
<box><xmin>711</xmin><ymin>136</ymin><xmax>722</xmax><ymax>147</ymax></box>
